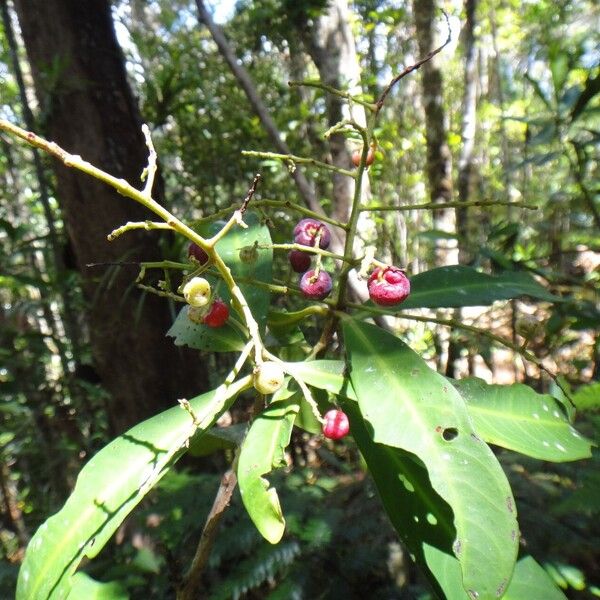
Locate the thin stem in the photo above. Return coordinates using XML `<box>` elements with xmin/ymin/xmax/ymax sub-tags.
<box><xmin>107</xmin><ymin>220</ymin><xmax>174</xmax><ymax>241</ymax></box>
<box><xmin>264</xmin><ymin>242</ymin><xmax>352</xmax><ymax>264</ymax></box>
<box><xmin>242</xmin><ymin>150</ymin><xmax>356</xmax><ymax>179</ymax></box>
<box><xmin>375</xmin><ymin>10</ymin><xmax>451</xmax><ymax>115</ymax></box>
<box><xmin>0</xmin><ymin>119</ymin><xmax>266</xmax><ymax>364</ymax></box>
<box><xmin>360</xmin><ymin>200</ymin><xmax>539</xmax><ymax>212</ymax></box>
<box><xmin>141</xmin><ymin>124</ymin><xmax>158</xmax><ymax>197</ymax></box>
<box><xmin>194</xmin><ymin>199</ymin><xmax>348</xmax><ymax>231</ymax></box>
<box><xmin>288</xmin><ymin>79</ymin><xmax>377</xmax><ymax>111</ymax></box>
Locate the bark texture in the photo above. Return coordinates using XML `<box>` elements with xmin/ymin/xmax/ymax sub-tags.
<box><xmin>456</xmin><ymin>0</ymin><xmax>478</xmax><ymax>263</ymax></box>
<box><xmin>302</xmin><ymin>0</ymin><xmax>365</xmax><ymax>225</ymax></box>
<box><xmin>14</xmin><ymin>0</ymin><xmax>208</xmax><ymax>432</ymax></box>
<box><xmin>413</xmin><ymin>0</ymin><xmax>456</xmax><ymax>266</ymax></box>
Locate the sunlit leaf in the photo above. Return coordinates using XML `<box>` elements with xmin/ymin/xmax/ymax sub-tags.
<box><xmin>238</xmin><ymin>393</ymin><xmax>300</xmax><ymax>544</ymax></box>
<box><xmin>66</xmin><ymin>573</ymin><xmax>128</xmax><ymax>600</ymax></box>
<box><xmin>16</xmin><ymin>377</ymin><xmax>251</xmax><ymax>600</ymax></box>
<box><xmin>452</xmin><ymin>378</ymin><xmax>593</xmax><ymax>461</ymax></box>
<box><xmin>344</xmin><ymin>320</ymin><xmax>518</xmax><ymax>599</ymax></box>
<box><xmin>396</xmin><ymin>266</ymin><xmax>560</xmax><ymax>310</ymax></box>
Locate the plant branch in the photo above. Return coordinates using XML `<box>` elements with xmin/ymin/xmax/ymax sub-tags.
<box><xmin>360</xmin><ymin>200</ymin><xmax>538</xmax><ymax>212</ymax></box>
<box><xmin>375</xmin><ymin>9</ymin><xmax>451</xmax><ymax>115</ymax></box>
<box><xmin>107</xmin><ymin>220</ymin><xmax>174</xmax><ymax>240</ymax></box>
<box><xmin>242</xmin><ymin>150</ymin><xmax>356</xmax><ymax>179</ymax></box>
<box><xmin>288</xmin><ymin>79</ymin><xmax>377</xmax><ymax>111</ymax></box>
<box><xmin>0</xmin><ymin>119</ymin><xmax>266</xmax><ymax>366</ymax></box>
<box><xmin>177</xmin><ymin>468</ymin><xmax>237</xmax><ymax>600</ymax></box>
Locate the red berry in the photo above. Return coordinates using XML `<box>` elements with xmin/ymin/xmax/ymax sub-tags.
<box><xmin>351</xmin><ymin>147</ymin><xmax>375</xmax><ymax>168</ymax></box>
<box><xmin>322</xmin><ymin>409</ymin><xmax>350</xmax><ymax>440</ymax></box>
<box><xmin>288</xmin><ymin>249</ymin><xmax>312</xmax><ymax>273</ymax></box>
<box><xmin>188</xmin><ymin>242</ymin><xmax>208</xmax><ymax>264</ymax></box>
<box><xmin>300</xmin><ymin>270</ymin><xmax>332</xmax><ymax>300</ymax></box>
<box><xmin>368</xmin><ymin>267</ymin><xmax>410</xmax><ymax>306</ymax></box>
<box><xmin>293</xmin><ymin>218</ymin><xmax>331</xmax><ymax>250</ymax></box>
<box><xmin>202</xmin><ymin>298</ymin><xmax>229</xmax><ymax>328</ymax></box>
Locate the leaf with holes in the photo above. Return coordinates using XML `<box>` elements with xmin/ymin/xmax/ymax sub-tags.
<box><xmin>16</xmin><ymin>377</ymin><xmax>251</xmax><ymax>600</ymax></box>
<box><xmin>396</xmin><ymin>266</ymin><xmax>560</xmax><ymax>310</ymax></box>
<box><xmin>167</xmin><ymin>306</ymin><xmax>246</xmax><ymax>352</ymax></box>
<box><xmin>238</xmin><ymin>392</ymin><xmax>300</xmax><ymax>544</ymax></box>
<box><xmin>344</xmin><ymin>320</ymin><xmax>518</xmax><ymax>600</ymax></box>
<box><xmin>452</xmin><ymin>378</ymin><xmax>593</xmax><ymax>462</ymax></box>
<box><xmin>345</xmin><ymin>400</ymin><xmax>460</xmax><ymax>599</ymax></box>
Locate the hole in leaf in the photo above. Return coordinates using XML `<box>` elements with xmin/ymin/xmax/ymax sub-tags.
<box><xmin>442</xmin><ymin>427</ymin><xmax>458</xmax><ymax>441</ymax></box>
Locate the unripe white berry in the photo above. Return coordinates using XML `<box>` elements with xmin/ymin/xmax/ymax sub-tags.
<box><xmin>253</xmin><ymin>362</ymin><xmax>285</xmax><ymax>395</ymax></box>
<box><xmin>182</xmin><ymin>277</ymin><xmax>211</xmax><ymax>308</ymax></box>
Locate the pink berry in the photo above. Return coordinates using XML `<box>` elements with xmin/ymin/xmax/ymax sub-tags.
<box><xmin>188</xmin><ymin>242</ymin><xmax>208</xmax><ymax>264</ymax></box>
<box><xmin>288</xmin><ymin>249</ymin><xmax>312</xmax><ymax>273</ymax></box>
<box><xmin>368</xmin><ymin>267</ymin><xmax>410</xmax><ymax>306</ymax></box>
<box><xmin>202</xmin><ymin>299</ymin><xmax>229</xmax><ymax>328</ymax></box>
<box><xmin>322</xmin><ymin>409</ymin><xmax>350</xmax><ymax>440</ymax></box>
<box><xmin>300</xmin><ymin>270</ymin><xmax>332</xmax><ymax>300</ymax></box>
<box><xmin>293</xmin><ymin>218</ymin><xmax>331</xmax><ymax>250</ymax></box>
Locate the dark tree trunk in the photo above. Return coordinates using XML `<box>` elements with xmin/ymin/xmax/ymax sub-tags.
<box><xmin>413</xmin><ymin>0</ymin><xmax>456</xmax><ymax>266</ymax></box>
<box><xmin>456</xmin><ymin>0</ymin><xmax>478</xmax><ymax>264</ymax></box>
<box><xmin>14</xmin><ymin>0</ymin><xmax>208</xmax><ymax>432</ymax></box>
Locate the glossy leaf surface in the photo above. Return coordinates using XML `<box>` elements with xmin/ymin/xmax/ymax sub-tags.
<box><xmin>452</xmin><ymin>378</ymin><xmax>592</xmax><ymax>461</ymax></box>
<box><xmin>344</xmin><ymin>320</ymin><xmax>518</xmax><ymax>599</ymax></box>
<box><xmin>238</xmin><ymin>393</ymin><xmax>300</xmax><ymax>544</ymax></box>
<box><xmin>397</xmin><ymin>266</ymin><xmax>559</xmax><ymax>310</ymax></box>
<box><xmin>16</xmin><ymin>377</ymin><xmax>251</xmax><ymax>600</ymax></box>
<box><xmin>168</xmin><ymin>212</ymin><xmax>272</xmax><ymax>351</ymax></box>
<box><xmin>65</xmin><ymin>573</ymin><xmax>128</xmax><ymax>600</ymax></box>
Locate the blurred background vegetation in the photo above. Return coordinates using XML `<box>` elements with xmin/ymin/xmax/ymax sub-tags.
<box><xmin>0</xmin><ymin>0</ymin><xmax>598</xmax><ymax>597</ymax></box>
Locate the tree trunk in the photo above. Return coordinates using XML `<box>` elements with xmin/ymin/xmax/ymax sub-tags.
<box><xmin>302</xmin><ymin>0</ymin><xmax>367</xmax><ymax>225</ymax></box>
<box><xmin>413</xmin><ymin>0</ymin><xmax>456</xmax><ymax>267</ymax></box>
<box><xmin>456</xmin><ymin>0</ymin><xmax>478</xmax><ymax>264</ymax></box>
<box><xmin>14</xmin><ymin>0</ymin><xmax>208</xmax><ymax>433</ymax></box>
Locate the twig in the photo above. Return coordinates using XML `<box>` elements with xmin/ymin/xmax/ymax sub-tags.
<box><xmin>375</xmin><ymin>10</ymin><xmax>451</xmax><ymax>114</ymax></box>
<box><xmin>177</xmin><ymin>469</ymin><xmax>238</xmax><ymax>600</ymax></box>
<box><xmin>360</xmin><ymin>200</ymin><xmax>538</xmax><ymax>212</ymax></box>
<box><xmin>240</xmin><ymin>173</ymin><xmax>261</xmax><ymax>214</ymax></box>
<box><xmin>242</xmin><ymin>150</ymin><xmax>356</xmax><ymax>179</ymax></box>
<box><xmin>288</xmin><ymin>79</ymin><xmax>377</xmax><ymax>111</ymax></box>
<box><xmin>141</xmin><ymin>124</ymin><xmax>158</xmax><ymax>197</ymax></box>
<box><xmin>107</xmin><ymin>220</ymin><xmax>174</xmax><ymax>240</ymax></box>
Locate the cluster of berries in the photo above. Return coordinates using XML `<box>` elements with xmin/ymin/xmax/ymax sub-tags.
<box><xmin>289</xmin><ymin>218</ymin><xmax>411</xmax><ymax>307</ymax></box>
<box><xmin>287</xmin><ymin>217</ymin><xmax>411</xmax><ymax>440</ymax></box>
<box><xmin>183</xmin><ymin>214</ymin><xmax>411</xmax><ymax>442</ymax></box>
<box><xmin>184</xmin><ymin>243</ymin><xmax>230</xmax><ymax>328</ymax></box>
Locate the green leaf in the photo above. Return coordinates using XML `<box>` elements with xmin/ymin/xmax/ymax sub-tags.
<box><xmin>406</xmin><ymin>552</ymin><xmax>569</xmax><ymax>600</ymax></box>
<box><xmin>396</xmin><ymin>266</ymin><xmax>560</xmax><ymax>310</ymax></box>
<box><xmin>238</xmin><ymin>393</ymin><xmax>300</xmax><ymax>544</ymax></box>
<box><xmin>282</xmin><ymin>360</ymin><xmax>356</xmax><ymax>400</ymax></box>
<box><xmin>503</xmin><ymin>557</ymin><xmax>568</xmax><ymax>600</ymax></box>
<box><xmin>213</xmin><ymin>211</ymin><xmax>273</xmax><ymax>332</ymax></box>
<box><xmin>345</xmin><ymin>400</ymin><xmax>460</xmax><ymax>599</ymax></box>
<box><xmin>187</xmin><ymin>423</ymin><xmax>247</xmax><ymax>457</ymax></box>
<box><xmin>167</xmin><ymin>306</ymin><xmax>246</xmax><ymax>352</ymax></box>
<box><xmin>16</xmin><ymin>377</ymin><xmax>251</xmax><ymax>600</ymax></box>
<box><xmin>344</xmin><ymin>320</ymin><xmax>518</xmax><ymax>600</ymax></box>
<box><xmin>66</xmin><ymin>573</ymin><xmax>128</xmax><ymax>600</ymax></box>
<box><xmin>167</xmin><ymin>212</ymin><xmax>272</xmax><ymax>352</ymax></box>
<box><xmin>452</xmin><ymin>378</ymin><xmax>593</xmax><ymax>462</ymax></box>
<box><xmin>572</xmin><ymin>382</ymin><xmax>600</xmax><ymax>412</ymax></box>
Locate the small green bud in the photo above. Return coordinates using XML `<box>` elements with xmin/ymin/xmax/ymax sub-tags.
<box><xmin>239</xmin><ymin>244</ymin><xmax>258</xmax><ymax>264</ymax></box>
